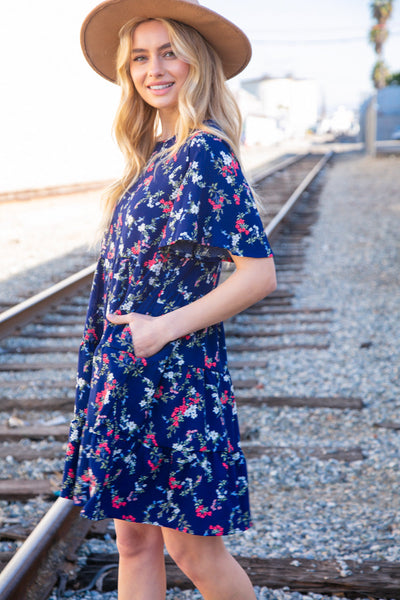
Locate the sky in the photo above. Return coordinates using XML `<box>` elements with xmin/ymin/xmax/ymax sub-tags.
<box><xmin>1</xmin><ymin>0</ymin><xmax>399</xmax><ymax>192</ymax></box>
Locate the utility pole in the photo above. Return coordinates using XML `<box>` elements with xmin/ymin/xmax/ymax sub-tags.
<box><xmin>365</xmin><ymin>94</ymin><xmax>377</xmax><ymax>157</ymax></box>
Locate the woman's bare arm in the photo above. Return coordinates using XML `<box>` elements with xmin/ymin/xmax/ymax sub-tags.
<box><xmin>107</xmin><ymin>254</ymin><xmax>276</xmax><ymax>357</ymax></box>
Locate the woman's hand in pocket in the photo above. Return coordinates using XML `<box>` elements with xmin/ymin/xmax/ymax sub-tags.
<box><xmin>106</xmin><ymin>312</ymin><xmax>171</xmax><ymax>358</ymax></box>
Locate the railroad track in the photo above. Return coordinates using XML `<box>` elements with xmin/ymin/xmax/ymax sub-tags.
<box><xmin>2</xmin><ymin>150</ymin><xmax>398</xmax><ymax>600</ymax></box>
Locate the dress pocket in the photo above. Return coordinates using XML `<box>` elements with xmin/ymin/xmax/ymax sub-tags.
<box><xmin>88</xmin><ymin>325</ymin><xmax>176</xmax><ymax>454</ymax></box>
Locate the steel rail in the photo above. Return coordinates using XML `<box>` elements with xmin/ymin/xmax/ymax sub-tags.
<box><xmin>0</xmin><ymin>154</ymin><xmax>305</xmax><ymax>204</ymax></box>
<box><xmin>0</xmin><ymin>263</ymin><xmax>96</xmax><ymax>340</ymax></box>
<box><xmin>248</xmin><ymin>151</ymin><xmax>307</xmax><ymax>183</ymax></box>
<box><xmin>0</xmin><ymin>497</ymin><xmax>90</xmax><ymax>600</ymax></box>
<box><xmin>0</xmin><ymin>151</ymin><xmax>333</xmax><ymax>600</ymax></box>
<box><xmin>0</xmin><ymin>180</ymin><xmax>112</xmax><ymax>204</ymax></box>
<box><xmin>0</xmin><ymin>152</ymin><xmax>309</xmax><ymax>342</ymax></box>
<box><xmin>265</xmin><ymin>151</ymin><xmax>333</xmax><ymax>241</ymax></box>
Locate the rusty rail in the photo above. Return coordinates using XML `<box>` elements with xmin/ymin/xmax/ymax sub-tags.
<box><xmin>266</xmin><ymin>151</ymin><xmax>333</xmax><ymax>241</ymax></box>
<box><xmin>0</xmin><ymin>498</ymin><xmax>90</xmax><ymax>600</ymax></box>
<box><xmin>0</xmin><ymin>152</ymin><xmax>318</xmax><ymax>342</ymax></box>
<box><xmin>0</xmin><ymin>264</ymin><xmax>95</xmax><ymax>341</ymax></box>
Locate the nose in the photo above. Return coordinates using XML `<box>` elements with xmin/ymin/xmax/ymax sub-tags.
<box><xmin>147</xmin><ymin>54</ymin><xmax>164</xmax><ymax>78</ymax></box>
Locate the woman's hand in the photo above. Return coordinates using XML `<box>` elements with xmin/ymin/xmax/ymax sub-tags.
<box><xmin>106</xmin><ymin>312</ymin><xmax>170</xmax><ymax>358</ymax></box>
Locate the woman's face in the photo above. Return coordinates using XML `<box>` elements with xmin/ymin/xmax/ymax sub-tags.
<box><xmin>130</xmin><ymin>20</ymin><xmax>190</xmax><ymax>122</ymax></box>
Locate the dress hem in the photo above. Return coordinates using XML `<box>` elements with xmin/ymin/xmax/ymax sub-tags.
<box><xmin>61</xmin><ymin>493</ymin><xmax>252</xmax><ymax>537</ymax></box>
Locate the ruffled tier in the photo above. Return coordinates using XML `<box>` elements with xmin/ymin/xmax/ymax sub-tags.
<box><xmin>72</xmin><ymin>442</ymin><xmax>251</xmax><ymax>535</ymax></box>
<box><xmin>61</xmin><ymin>328</ymin><xmax>252</xmax><ymax>535</ymax></box>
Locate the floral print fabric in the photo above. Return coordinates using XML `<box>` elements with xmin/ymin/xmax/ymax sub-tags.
<box><xmin>61</xmin><ymin>131</ymin><xmax>273</xmax><ymax>535</ymax></box>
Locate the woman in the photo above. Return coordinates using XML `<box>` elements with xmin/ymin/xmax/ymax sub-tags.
<box><xmin>61</xmin><ymin>1</ymin><xmax>276</xmax><ymax>598</ymax></box>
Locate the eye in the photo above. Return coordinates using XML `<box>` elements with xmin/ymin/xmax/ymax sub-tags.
<box><xmin>132</xmin><ymin>55</ymin><xmax>147</xmax><ymax>63</ymax></box>
<box><xmin>163</xmin><ymin>50</ymin><xmax>176</xmax><ymax>58</ymax></box>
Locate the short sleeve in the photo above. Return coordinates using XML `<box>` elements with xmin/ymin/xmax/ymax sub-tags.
<box><xmin>158</xmin><ymin>133</ymin><xmax>273</xmax><ymax>262</ymax></box>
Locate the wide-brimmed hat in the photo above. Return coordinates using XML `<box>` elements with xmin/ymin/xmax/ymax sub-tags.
<box><xmin>81</xmin><ymin>0</ymin><xmax>252</xmax><ymax>83</ymax></box>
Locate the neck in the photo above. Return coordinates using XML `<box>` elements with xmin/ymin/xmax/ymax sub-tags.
<box><xmin>159</xmin><ymin>130</ymin><xmax>175</xmax><ymax>141</ymax></box>
<box><xmin>159</xmin><ymin>108</ymin><xmax>179</xmax><ymax>141</ymax></box>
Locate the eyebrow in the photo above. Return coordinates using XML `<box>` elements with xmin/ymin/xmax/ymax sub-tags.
<box><xmin>131</xmin><ymin>42</ymin><xmax>172</xmax><ymax>55</ymax></box>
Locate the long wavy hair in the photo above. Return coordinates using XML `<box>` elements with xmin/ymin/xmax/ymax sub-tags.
<box><xmin>99</xmin><ymin>17</ymin><xmax>244</xmax><ymax>233</ymax></box>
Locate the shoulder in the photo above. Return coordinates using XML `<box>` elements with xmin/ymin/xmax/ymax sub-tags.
<box><xmin>186</xmin><ymin>129</ymin><xmax>231</xmax><ymax>154</ymax></box>
<box><xmin>180</xmin><ymin>130</ymin><xmax>239</xmax><ymax>174</ymax></box>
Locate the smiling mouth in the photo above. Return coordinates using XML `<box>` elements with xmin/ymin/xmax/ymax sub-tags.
<box><xmin>148</xmin><ymin>83</ymin><xmax>174</xmax><ymax>90</ymax></box>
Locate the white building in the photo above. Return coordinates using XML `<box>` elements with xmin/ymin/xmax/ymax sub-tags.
<box><xmin>239</xmin><ymin>76</ymin><xmax>321</xmax><ymax>144</ymax></box>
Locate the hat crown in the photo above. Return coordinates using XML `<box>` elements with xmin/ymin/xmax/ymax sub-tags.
<box><xmin>81</xmin><ymin>0</ymin><xmax>252</xmax><ymax>82</ymax></box>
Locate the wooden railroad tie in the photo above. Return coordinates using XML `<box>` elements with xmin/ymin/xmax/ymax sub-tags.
<box><xmin>229</xmin><ymin>342</ymin><xmax>330</xmax><ymax>352</ymax></box>
<box><xmin>241</xmin><ymin>443</ymin><xmax>365</xmax><ymax>462</ymax></box>
<box><xmin>0</xmin><ymin>424</ymin><xmax>69</xmax><ymax>442</ymax></box>
<box><xmin>0</xmin><ymin>442</ymin><xmax>364</xmax><ymax>481</ymax></box>
<box><xmin>0</xmin><ymin>362</ymin><xmax>76</xmax><ymax>371</ymax></box>
<box><xmin>225</xmin><ymin>328</ymin><xmax>330</xmax><ymax>338</ymax></box>
<box><xmin>71</xmin><ymin>552</ymin><xmax>400</xmax><ymax>598</ymax></box>
<box><xmin>0</xmin><ymin>479</ymin><xmax>55</xmax><ymax>501</ymax></box>
<box><xmin>1</xmin><ymin>388</ymin><xmax>362</xmax><ymax>412</ymax></box>
<box><xmin>236</xmin><ymin>395</ymin><xmax>364</xmax><ymax>410</ymax></box>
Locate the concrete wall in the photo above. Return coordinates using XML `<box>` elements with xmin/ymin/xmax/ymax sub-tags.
<box><xmin>360</xmin><ymin>86</ymin><xmax>400</xmax><ymax>141</ymax></box>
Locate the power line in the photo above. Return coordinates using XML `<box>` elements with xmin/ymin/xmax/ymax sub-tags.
<box><xmin>249</xmin><ymin>25</ymin><xmax>400</xmax><ymax>34</ymax></box>
<box><xmin>251</xmin><ymin>31</ymin><xmax>400</xmax><ymax>45</ymax></box>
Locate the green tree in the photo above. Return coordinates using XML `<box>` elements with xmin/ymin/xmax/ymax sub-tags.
<box><xmin>372</xmin><ymin>60</ymin><xmax>390</xmax><ymax>89</ymax></box>
<box><xmin>371</xmin><ymin>0</ymin><xmax>394</xmax><ymax>22</ymax></box>
<box><xmin>386</xmin><ymin>71</ymin><xmax>400</xmax><ymax>85</ymax></box>
<box><xmin>369</xmin><ymin>1</ymin><xmax>394</xmax><ymax>89</ymax></box>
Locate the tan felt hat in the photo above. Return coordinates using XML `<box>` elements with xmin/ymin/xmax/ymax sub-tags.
<box><xmin>80</xmin><ymin>0</ymin><xmax>252</xmax><ymax>83</ymax></box>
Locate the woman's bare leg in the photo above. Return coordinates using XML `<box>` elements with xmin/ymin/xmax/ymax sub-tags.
<box><xmin>162</xmin><ymin>527</ymin><xmax>256</xmax><ymax>600</ymax></box>
<box><xmin>114</xmin><ymin>520</ymin><xmax>166</xmax><ymax>600</ymax></box>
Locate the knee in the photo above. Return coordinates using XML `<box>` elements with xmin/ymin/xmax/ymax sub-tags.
<box><xmin>165</xmin><ymin>536</ymin><xmax>225</xmax><ymax>586</ymax></box>
<box><xmin>168</xmin><ymin>546</ymin><xmax>203</xmax><ymax>583</ymax></box>
<box><xmin>115</xmin><ymin>521</ymin><xmax>162</xmax><ymax>561</ymax></box>
<box><xmin>165</xmin><ymin>541</ymin><xmax>191</xmax><ymax>574</ymax></box>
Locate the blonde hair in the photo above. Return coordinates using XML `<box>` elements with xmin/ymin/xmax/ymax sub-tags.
<box><xmin>99</xmin><ymin>17</ymin><xmax>244</xmax><ymax>233</ymax></box>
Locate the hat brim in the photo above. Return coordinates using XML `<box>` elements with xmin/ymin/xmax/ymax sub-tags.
<box><xmin>81</xmin><ymin>0</ymin><xmax>252</xmax><ymax>82</ymax></box>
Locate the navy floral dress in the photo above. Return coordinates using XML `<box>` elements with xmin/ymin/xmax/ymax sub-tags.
<box><xmin>61</xmin><ymin>130</ymin><xmax>273</xmax><ymax>536</ymax></box>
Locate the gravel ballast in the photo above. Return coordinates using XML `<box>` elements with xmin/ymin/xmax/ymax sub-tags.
<box><xmin>1</xmin><ymin>149</ymin><xmax>399</xmax><ymax>599</ymax></box>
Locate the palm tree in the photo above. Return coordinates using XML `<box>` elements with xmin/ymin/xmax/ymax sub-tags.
<box><xmin>372</xmin><ymin>59</ymin><xmax>390</xmax><ymax>89</ymax></box>
<box><xmin>369</xmin><ymin>24</ymin><xmax>388</xmax><ymax>54</ymax></box>
<box><xmin>371</xmin><ymin>0</ymin><xmax>393</xmax><ymax>23</ymax></box>
<box><xmin>369</xmin><ymin>1</ymin><xmax>394</xmax><ymax>89</ymax></box>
